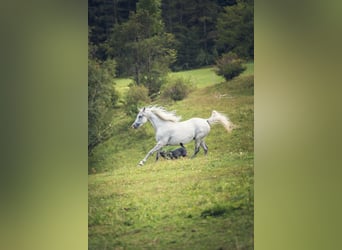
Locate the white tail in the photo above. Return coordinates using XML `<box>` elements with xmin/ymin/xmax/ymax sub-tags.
<box><xmin>207</xmin><ymin>110</ymin><xmax>234</xmax><ymax>132</ymax></box>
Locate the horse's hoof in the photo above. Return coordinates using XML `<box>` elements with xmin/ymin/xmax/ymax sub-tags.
<box><xmin>138</xmin><ymin>161</ymin><xmax>144</xmax><ymax>166</ymax></box>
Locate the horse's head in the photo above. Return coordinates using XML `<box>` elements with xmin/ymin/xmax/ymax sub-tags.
<box><xmin>131</xmin><ymin>107</ymin><xmax>149</xmax><ymax>129</ymax></box>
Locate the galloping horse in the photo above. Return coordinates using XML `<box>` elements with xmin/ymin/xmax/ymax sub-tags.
<box><xmin>131</xmin><ymin>106</ymin><xmax>233</xmax><ymax>166</ymax></box>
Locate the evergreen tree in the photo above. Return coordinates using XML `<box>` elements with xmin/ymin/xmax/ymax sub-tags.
<box><xmin>108</xmin><ymin>0</ymin><xmax>176</xmax><ymax>96</ymax></box>
<box><xmin>216</xmin><ymin>0</ymin><xmax>254</xmax><ymax>59</ymax></box>
<box><xmin>89</xmin><ymin>0</ymin><xmax>254</xmax><ymax>76</ymax></box>
<box><xmin>162</xmin><ymin>0</ymin><xmax>220</xmax><ymax>69</ymax></box>
<box><xmin>88</xmin><ymin>0</ymin><xmax>138</xmax><ymax>60</ymax></box>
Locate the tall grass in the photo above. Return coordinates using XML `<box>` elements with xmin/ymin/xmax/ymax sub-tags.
<box><xmin>89</xmin><ymin>64</ymin><xmax>254</xmax><ymax>249</ymax></box>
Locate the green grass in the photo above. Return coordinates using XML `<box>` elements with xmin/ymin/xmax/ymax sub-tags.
<box><xmin>241</xmin><ymin>62</ymin><xmax>254</xmax><ymax>76</ymax></box>
<box><xmin>114</xmin><ymin>77</ymin><xmax>134</xmax><ymax>98</ymax></box>
<box><xmin>89</xmin><ymin>155</ymin><xmax>253</xmax><ymax>249</ymax></box>
<box><xmin>169</xmin><ymin>67</ymin><xmax>225</xmax><ymax>88</ymax></box>
<box><xmin>89</xmin><ymin>64</ymin><xmax>254</xmax><ymax>249</ymax></box>
<box><xmin>114</xmin><ymin>62</ymin><xmax>253</xmax><ymax>93</ymax></box>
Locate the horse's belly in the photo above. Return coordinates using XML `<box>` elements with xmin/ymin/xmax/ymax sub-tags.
<box><xmin>155</xmin><ymin>119</ymin><xmax>209</xmax><ymax>146</ymax></box>
<box><xmin>156</xmin><ymin>127</ymin><xmax>194</xmax><ymax>145</ymax></box>
<box><xmin>168</xmin><ymin>133</ymin><xmax>194</xmax><ymax>145</ymax></box>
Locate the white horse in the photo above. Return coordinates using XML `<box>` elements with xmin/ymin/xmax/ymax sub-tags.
<box><xmin>131</xmin><ymin>106</ymin><xmax>234</xmax><ymax>166</ymax></box>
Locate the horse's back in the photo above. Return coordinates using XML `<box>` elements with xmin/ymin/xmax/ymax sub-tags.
<box><xmin>188</xmin><ymin>118</ymin><xmax>210</xmax><ymax>136</ymax></box>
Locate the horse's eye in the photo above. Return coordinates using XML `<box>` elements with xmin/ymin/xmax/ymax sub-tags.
<box><xmin>138</xmin><ymin>115</ymin><xmax>143</xmax><ymax>119</ymax></box>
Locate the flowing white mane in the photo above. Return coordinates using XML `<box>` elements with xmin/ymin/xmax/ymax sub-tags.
<box><xmin>146</xmin><ymin>106</ymin><xmax>181</xmax><ymax>122</ymax></box>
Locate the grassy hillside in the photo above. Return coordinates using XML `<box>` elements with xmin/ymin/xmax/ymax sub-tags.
<box><xmin>89</xmin><ymin>65</ymin><xmax>254</xmax><ymax>249</ymax></box>
<box><xmin>113</xmin><ymin>62</ymin><xmax>253</xmax><ymax>98</ymax></box>
<box><xmin>169</xmin><ymin>67</ymin><xmax>225</xmax><ymax>88</ymax></box>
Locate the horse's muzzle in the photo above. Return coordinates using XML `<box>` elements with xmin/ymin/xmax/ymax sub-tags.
<box><xmin>131</xmin><ymin>123</ymin><xmax>140</xmax><ymax>129</ymax></box>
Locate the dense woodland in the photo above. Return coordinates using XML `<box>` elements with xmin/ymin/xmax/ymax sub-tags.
<box><xmin>88</xmin><ymin>0</ymin><xmax>253</xmax><ymax>153</ymax></box>
<box><xmin>89</xmin><ymin>0</ymin><xmax>253</xmax><ymax>70</ymax></box>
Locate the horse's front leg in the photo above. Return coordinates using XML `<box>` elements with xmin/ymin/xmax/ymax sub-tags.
<box><xmin>139</xmin><ymin>142</ymin><xmax>165</xmax><ymax>166</ymax></box>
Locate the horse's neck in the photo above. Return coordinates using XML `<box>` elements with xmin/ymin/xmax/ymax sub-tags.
<box><xmin>148</xmin><ymin>113</ymin><xmax>171</xmax><ymax>131</ymax></box>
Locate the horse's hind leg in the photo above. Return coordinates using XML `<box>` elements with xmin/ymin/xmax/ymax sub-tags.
<box><xmin>155</xmin><ymin>150</ymin><xmax>160</xmax><ymax>161</ymax></box>
<box><xmin>200</xmin><ymin>141</ymin><xmax>208</xmax><ymax>155</ymax></box>
<box><xmin>155</xmin><ymin>148</ymin><xmax>163</xmax><ymax>161</ymax></box>
<box><xmin>191</xmin><ymin>140</ymin><xmax>202</xmax><ymax>158</ymax></box>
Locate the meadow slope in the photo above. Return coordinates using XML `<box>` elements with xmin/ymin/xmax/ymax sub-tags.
<box><xmin>89</xmin><ymin>65</ymin><xmax>254</xmax><ymax>249</ymax></box>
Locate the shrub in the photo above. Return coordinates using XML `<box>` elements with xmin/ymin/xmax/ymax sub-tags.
<box><xmin>215</xmin><ymin>52</ymin><xmax>246</xmax><ymax>80</ymax></box>
<box><xmin>161</xmin><ymin>77</ymin><xmax>195</xmax><ymax>101</ymax></box>
<box><xmin>125</xmin><ymin>84</ymin><xmax>151</xmax><ymax>115</ymax></box>
<box><xmin>88</xmin><ymin>59</ymin><xmax>119</xmax><ymax>154</ymax></box>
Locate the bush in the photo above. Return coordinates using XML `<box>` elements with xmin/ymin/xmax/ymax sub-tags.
<box><xmin>215</xmin><ymin>52</ymin><xmax>246</xmax><ymax>80</ymax></box>
<box><xmin>125</xmin><ymin>84</ymin><xmax>151</xmax><ymax>115</ymax></box>
<box><xmin>161</xmin><ymin>77</ymin><xmax>195</xmax><ymax>101</ymax></box>
<box><xmin>88</xmin><ymin>59</ymin><xmax>119</xmax><ymax>154</ymax></box>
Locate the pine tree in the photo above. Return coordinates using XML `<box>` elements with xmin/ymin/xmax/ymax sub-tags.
<box><xmin>162</xmin><ymin>0</ymin><xmax>220</xmax><ymax>69</ymax></box>
<box><xmin>216</xmin><ymin>0</ymin><xmax>254</xmax><ymax>59</ymax></box>
<box><xmin>108</xmin><ymin>0</ymin><xmax>176</xmax><ymax>96</ymax></box>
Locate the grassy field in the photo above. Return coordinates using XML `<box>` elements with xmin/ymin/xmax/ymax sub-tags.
<box><xmin>169</xmin><ymin>67</ymin><xmax>225</xmax><ymax>88</ymax></box>
<box><xmin>114</xmin><ymin>62</ymin><xmax>253</xmax><ymax>97</ymax></box>
<box><xmin>89</xmin><ymin>64</ymin><xmax>254</xmax><ymax>249</ymax></box>
<box><xmin>114</xmin><ymin>78</ymin><xmax>134</xmax><ymax>99</ymax></box>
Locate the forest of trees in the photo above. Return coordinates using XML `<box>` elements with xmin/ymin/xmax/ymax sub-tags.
<box><xmin>88</xmin><ymin>0</ymin><xmax>253</xmax><ymax>153</ymax></box>
<box><xmin>89</xmin><ymin>0</ymin><xmax>253</xmax><ymax>70</ymax></box>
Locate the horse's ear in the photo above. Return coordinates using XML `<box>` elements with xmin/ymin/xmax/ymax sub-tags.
<box><xmin>142</xmin><ymin>107</ymin><xmax>146</xmax><ymax>112</ymax></box>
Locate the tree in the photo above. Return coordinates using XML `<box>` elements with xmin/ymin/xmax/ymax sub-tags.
<box><xmin>88</xmin><ymin>0</ymin><xmax>138</xmax><ymax>60</ymax></box>
<box><xmin>88</xmin><ymin>56</ymin><xmax>119</xmax><ymax>154</ymax></box>
<box><xmin>216</xmin><ymin>0</ymin><xmax>254</xmax><ymax>59</ymax></box>
<box><xmin>108</xmin><ymin>0</ymin><xmax>176</xmax><ymax>96</ymax></box>
<box><xmin>162</xmin><ymin>0</ymin><xmax>220</xmax><ymax>69</ymax></box>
